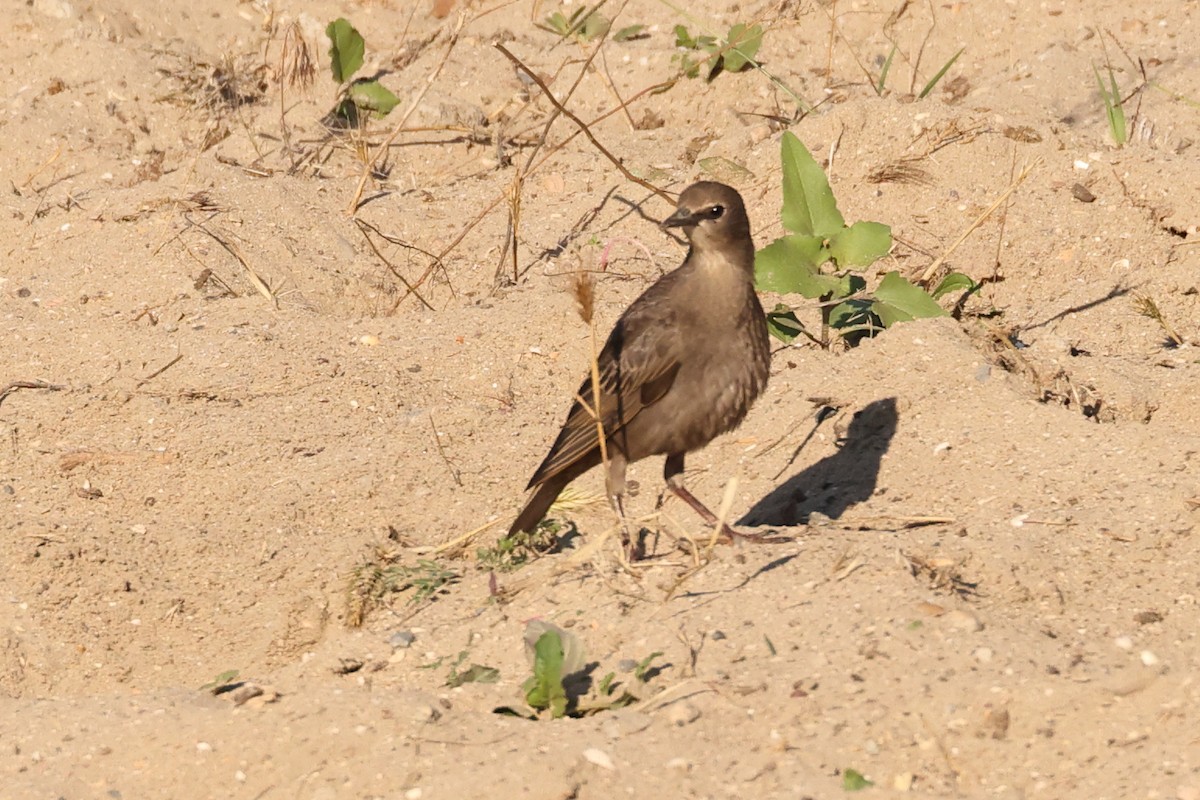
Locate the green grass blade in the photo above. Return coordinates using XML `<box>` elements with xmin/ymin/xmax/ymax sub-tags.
<box><xmin>918</xmin><ymin>47</ymin><xmax>963</xmax><ymax>99</ymax></box>
<box><xmin>876</xmin><ymin>44</ymin><xmax>897</xmax><ymax>95</ymax></box>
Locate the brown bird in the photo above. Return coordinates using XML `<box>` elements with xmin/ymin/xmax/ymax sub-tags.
<box><xmin>510</xmin><ymin>181</ymin><xmax>771</xmax><ymax>544</ymax></box>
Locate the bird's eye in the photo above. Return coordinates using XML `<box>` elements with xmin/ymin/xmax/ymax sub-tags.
<box><xmin>707</xmin><ymin>205</ymin><xmax>725</xmax><ymax>219</ymax></box>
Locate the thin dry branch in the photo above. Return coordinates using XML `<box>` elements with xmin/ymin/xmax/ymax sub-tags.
<box><xmin>0</xmin><ymin>380</ymin><xmax>65</xmax><ymax>409</ymax></box>
<box><xmin>352</xmin><ymin>218</ymin><xmax>437</xmax><ymax>311</ymax></box>
<box><xmin>495</xmin><ymin>43</ymin><xmax>673</xmax><ymax>203</ymax></box>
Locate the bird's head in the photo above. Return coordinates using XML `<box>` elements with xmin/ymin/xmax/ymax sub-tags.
<box><xmin>660</xmin><ymin>181</ymin><xmax>752</xmax><ymax>254</ymax></box>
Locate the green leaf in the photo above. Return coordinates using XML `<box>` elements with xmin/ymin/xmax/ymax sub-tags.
<box><xmin>779</xmin><ymin>132</ymin><xmax>845</xmax><ymax>237</ymax></box>
<box><xmin>872</xmin><ymin>271</ymin><xmax>947</xmax><ymax>326</ymax></box>
<box><xmin>522</xmin><ymin>631</ymin><xmax>568</xmax><ymax>718</ymax></box>
<box><xmin>754</xmin><ymin>234</ymin><xmax>835</xmax><ymax>297</ymax></box>
<box><xmin>613</xmin><ymin>24</ymin><xmax>645</xmax><ymax>42</ymax></box>
<box><xmin>446</xmin><ymin>664</ymin><xmax>500</xmax><ymax>688</ymax></box>
<box><xmin>348</xmin><ymin>79</ymin><xmax>401</xmax><ymax>116</ymax></box>
<box><xmin>633</xmin><ymin>651</ymin><xmax>663</xmax><ymax>681</ymax></box>
<box><xmin>598</xmin><ymin>671</ymin><xmax>616</xmax><ymax>695</ymax></box>
<box><xmin>722</xmin><ymin>23</ymin><xmax>763</xmax><ymax>72</ymax></box>
<box><xmin>674</xmin><ymin>24</ymin><xmax>695</xmax><ymax>49</ymax></box>
<box><xmin>843</xmin><ymin>768</ymin><xmax>874</xmax><ymax>791</ymax></box>
<box><xmin>931</xmin><ymin>271</ymin><xmax>977</xmax><ymax>299</ymax></box>
<box><xmin>765</xmin><ymin>304</ymin><xmax>805</xmax><ymax>343</ymax></box>
<box><xmin>828</xmin><ymin>298</ymin><xmax>879</xmax><ymax>335</ymax></box>
<box><xmin>579</xmin><ymin>12</ymin><xmax>610</xmax><ymax>41</ymax></box>
<box><xmin>827</xmin><ymin>220</ymin><xmax>892</xmax><ymax>267</ymax></box>
<box><xmin>326</xmin><ymin>18</ymin><xmax>365</xmax><ymax>84</ymax></box>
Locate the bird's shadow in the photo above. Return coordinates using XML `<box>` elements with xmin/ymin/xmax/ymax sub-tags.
<box><xmin>739</xmin><ymin>397</ymin><xmax>898</xmax><ymax>528</ymax></box>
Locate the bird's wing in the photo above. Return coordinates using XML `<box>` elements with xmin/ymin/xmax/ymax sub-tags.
<box><xmin>526</xmin><ymin>301</ymin><xmax>684</xmax><ymax>488</ymax></box>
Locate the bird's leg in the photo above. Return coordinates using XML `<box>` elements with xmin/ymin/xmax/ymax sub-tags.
<box><xmin>664</xmin><ymin>453</ymin><xmax>759</xmax><ymax>543</ymax></box>
<box><xmin>606</xmin><ymin>450</ymin><xmax>644</xmax><ymax>559</ymax></box>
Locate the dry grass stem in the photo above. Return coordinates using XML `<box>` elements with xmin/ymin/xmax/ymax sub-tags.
<box><xmin>495</xmin><ymin>43</ymin><xmax>673</xmax><ymax>204</ymax></box>
<box><xmin>0</xmin><ymin>380</ymin><xmax>66</xmax><ymax>409</ymax></box>
<box><xmin>918</xmin><ymin>156</ymin><xmax>1043</xmax><ymax>285</ymax></box>
<box><xmin>1133</xmin><ymin>293</ymin><xmax>1185</xmax><ymax>346</ymax></box>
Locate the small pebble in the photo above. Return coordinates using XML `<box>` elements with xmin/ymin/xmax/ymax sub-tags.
<box><xmin>666</xmin><ymin>756</ymin><xmax>691</xmax><ymax>771</ymax></box>
<box><xmin>893</xmin><ymin>772</ymin><xmax>914</xmax><ymax>791</ymax></box>
<box><xmin>1114</xmin><ymin>635</ymin><xmax>1134</xmax><ymax>650</ymax></box>
<box><xmin>1140</xmin><ymin>650</ymin><xmax>1159</xmax><ymax>667</ymax></box>
<box><xmin>617</xmin><ymin>658</ymin><xmax>638</xmax><ymax>673</ymax></box>
<box><xmin>944</xmin><ymin>610</ymin><xmax>984</xmax><ymax>632</ymax></box>
<box><xmin>582</xmin><ymin>747</ymin><xmax>614</xmax><ymax>770</ymax></box>
<box><xmin>711</xmin><ymin>630</ymin><xmax>727</xmax><ymax>641</ymax></box>
<box><xmin>974</xmin><ymin>647</ymin><xmax>994</xmax><ymax>663</ymax></box>
<box><xmin>196</xmin><ymin>742</ymin><xmax>212</xmax><ymax>753</ymax></box>
<box><xmin>389</xmin><ymin>631</ymin><xmax>417</xmax><ymax>649</ymax></box>
<box><xmin>863</xmin><ymin>738</ymin><xmax>880</xmax><ymax>755</ymax></box>
<box><xmin>404</xmin><ymin>789</ymin><xmax>422</xmax><ymax>800</ymax></box>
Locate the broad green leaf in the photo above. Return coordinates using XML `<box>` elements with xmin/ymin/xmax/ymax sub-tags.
<box><xmin>754</xmin><ymin>234</ymin><xmax>835</xmax><ymax>297</ymax></box>
<box><xmin>843</xmin><ymin>768</ymin><xmax>874</xmax><ymax>791</ymax></box>
<box><xmin>674</xmin><ymin>24</ymin><xmax>695</xmax><ymax>48</ymax></box>
<box><xmin>697</xmin><ymin>156</ymin><xmax>753</xmax><ymax>183</ymax></box>
<box><xmin>722</xmin><ymin>23</ymin><xmax>763</xmax><ymax>72</ymax></box>
<box><xmin>579</xmin><ymin>12</ymin><xmax>610</xmax><ymax>41</ymax></box>
<box><xmin>873</xmin><ymin>271</ymin><xmax>947</xmax><ymax>326</ymax></box>
<box><xmin>765</xmin><ymin>304</ymin><xmax>804</xmax><ymax>343</ymax></box>
<box><xmin>931</xmin><ymin>271</ymin><xmax>977</xmax><ymax>299</ymax></box>
<box><xmin>522</xmin><ymin>631</ymin><xmax>568</xmax><ymax>718</ymax></box>
<box><xmin>828</xmin><ymin>298</ymin><xmax>878</xmax><ymax>332</ymax></box>
<box><xmin>828</xmin><ymin>220</ymin><xmax>892</xmax><ymax>267</ymax></box>
<box><xmin>780</xmin><ymin>132</ymin><xmax>845</xmax><ymax>237</ymax></box>
<box><xmin>326</xmin><ymin>18</ymin><xmax>364</xmax><ymax>84</ymax></box>
<box><xmin>348</xmin><ymin>79</ymin><xmax>401</xmax><ymax>116</ymax></box>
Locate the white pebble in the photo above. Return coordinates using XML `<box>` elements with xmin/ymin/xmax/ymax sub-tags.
<box><xmin>583</xmin><ymin>747</ymin><xmax>614</xmax><ymax>770</ymax></box>
<box><xmin>196</xmin><ymin>742</ymin><xmax>212</xmax><ymax>752</ymax></box>
<box><xmin>1074</xmin><ymin>159</ymin><xmax>1090</xmax><ymax>170</ymax></box>
<box><xmin>974</xmin><ymin>647</ymin><xmax>994</xmax><ymax>663</ymax></box>
<box><xmin>404</xmin><ymin>789</ymin><xmax>423</xmax><ymax>800</ymax></box>
<box><xmin>1114</xmin><ymin>636</ymin><xmax>1134</xmax><ymax>650</ymax></box>
<box><xmin>1140</xmin><ymin>650</ymin><xmax>1159</xmax><ymax>666</ymax></box>
<box><xmin>933</xmin><ymin>442</ymin><xmax>951</xmax><ymax>455</ymax></box>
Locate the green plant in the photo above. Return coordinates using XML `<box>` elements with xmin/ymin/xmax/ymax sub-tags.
<box><xmin>495</xmin><ymin>623</ymin><xmax>663</xmax><ymax>719</ymax></box>
<box><xmin>673</xmin><ymin>23</ymin><xmax>763</xmax><ymax>81</ymax></box>
<box><xmin>538</xmin><ymin>4</ymin><xmax>643</xmax><ymax>43</ymax></box>
<box><xmin>325</xmin><ymin>18</ymin><xmax>400</xmax><ymax>126</ymax></box>
<box><xmin>842</xmin><ymin>768</ymin><xmax>874</xmax><ymax>791</ymax></box>
<box><xmin>199</xmin><ymin>669</ymin><xmax>241</xmax><ymax>694</ymax></box>
<box><xmin>918</xmin><ymin>48</ymin><xmax>964</xmax><ymax>98</ymax></box>
<box><xmin>755</xmin><ymin>132</ymin><xmax>975</xmax><ymax>346</ymax></box>
<box><xmin>476</xmin><ymin>519</ymin><xmax>564</xmax><ymax>572</ymax></box>
<box><xmin>1094</xmin><ymin>64</ymin><xmax>1127</xmax><ymax>145</ymax></box>
<box><xmin>347</xmin><ymin>550</ymin><xmax>459</xmax><ymax>626</ymax></box>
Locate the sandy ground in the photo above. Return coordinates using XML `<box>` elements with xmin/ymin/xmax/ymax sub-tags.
<box><xmin>3</xmin><ymin>0</ymin><xmax>1199</xmax><ymax>797</ymax></box>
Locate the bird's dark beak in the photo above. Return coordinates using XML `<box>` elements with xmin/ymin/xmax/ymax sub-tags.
<box><xmin>661</xmin><ymin>207</ymin><xmax>698</xmax><ymax>229</ymax></box>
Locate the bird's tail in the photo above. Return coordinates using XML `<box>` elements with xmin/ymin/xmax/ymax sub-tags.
<box><xmin>509</xmin><ymin>476</ymin><xmax>573</xmax><ymax>535</ymax></box>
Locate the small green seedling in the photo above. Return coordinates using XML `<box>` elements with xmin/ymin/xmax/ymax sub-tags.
<box><xmin>496</xmin><ymin>623</ymin><xmax>664</xmax><ymax>719</ymax></box>
<box><xmin>673</xmin><ymin>23</ymin><xmax>763</xmax><ymax>81</ymax></box>
<box><xmin>325</xmin><ymin>18</ymin><xmax>400</xmax><ymax>126</ymax></box>
<box><xmin>540</xmin><ymin>5</ymin><xmax>644</xmax><ymax>42</ymax></box>
<box><xmin>755</xmin><ymin>132</ymin><xmax>975</xmax><ymax>345</ymax></box>
<box><xmin>918</xmin><ymin>47</ymin><xmax>964</xmax><ymax>99</ymax></box>
<box><xmin>476</xmin><ymin>519</ymin><xmax>564</xmax><ymax>572</ymax></box>
<box><xmin>200</xmin><ymin>669</ymin><xmax>241</xmax><ymax>694</ymax></box>
<box><xmin>842</xmin><ymin>768</ymin><xmax>874</xmax><ymax>791</ymax></box>
<box><xmin>1094</xmin><ymin>64</ymin><xmax>1127</xmax><ymax>145</ymax></box>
